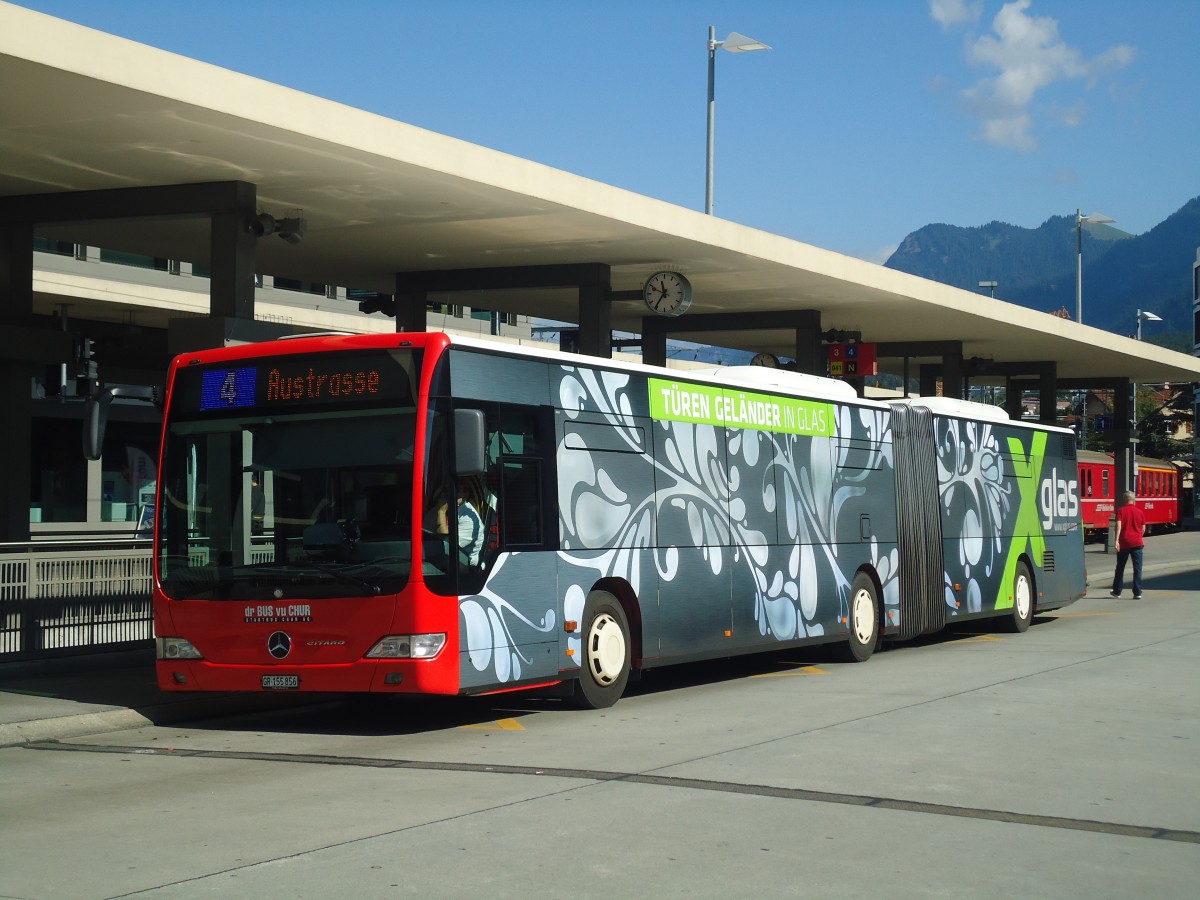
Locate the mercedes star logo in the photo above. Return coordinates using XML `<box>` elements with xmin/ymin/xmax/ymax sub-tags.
<box><xmin>267</xmin><ymin>631</ymin><xmax>292</xmax><ymax>659</ymax></box>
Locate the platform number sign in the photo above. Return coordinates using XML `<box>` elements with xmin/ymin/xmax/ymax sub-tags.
<box><xmin>828</xmin><ymin>343</ymin><xmax>878</xmax><ymax>378</ymax></box>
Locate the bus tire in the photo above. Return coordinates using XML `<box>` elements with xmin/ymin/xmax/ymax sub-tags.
<box><xmin>571</xmin><ymin>593</ymin><xmax>631</xmax><ymax>709</ymax></box>
<box><xmin>999</xmin><ymin>561</ymin><xmax>1034</xmax><ymax>633</ymax></box>
<box><xmin>837</xmin><ymin>572</ymin><xmax>879</xmax><ymax>663</ymax></box>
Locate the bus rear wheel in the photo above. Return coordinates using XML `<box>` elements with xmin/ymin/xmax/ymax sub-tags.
<box><xmin>836</xmin><ymin>573</ymin><xmax>879</xmax><ymax>663</ymax></box>
<box><xmin>571</xmin><ymin>593</ymin><xmax>631</xmax><ymax>709</ymax></box>
<box><xmin>998</xmin><ymin>561</ymin><xmax>1034</xmax><ymax>633</ymax></box>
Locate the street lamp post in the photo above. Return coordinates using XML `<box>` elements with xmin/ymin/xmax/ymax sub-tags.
<box><xmin>1074</xmin><ymin>209</ymin><xmax>1114</xmax><ymax>449</ymax></box>
<box><xmin>978</xmin><ymin>280</ymin><xmax>997</xmax><ymax>298</ymax></box>
<box><xmin>1075</xmin><ymin>209</ymin><xmax>1115</xmax><ymax>324</ymax></box>
<box><xmin>706</xmin><ymin>26</ymin><xmax>771</xmax><ymax>215</ymax></box>
<box><xmin>1135</xmin><ymin>308</ymin><xmax>1162</xmax><ymax>342</ymax></box>
<box><xmin>1130</xmin><ymin>309</ymin><xmax>1162</xmax><ymax>489</ymax></box>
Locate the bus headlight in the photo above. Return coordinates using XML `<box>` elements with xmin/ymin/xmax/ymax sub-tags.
<box><xmin>157</xmin><ymin>637</ymin><xmax>204</xmax><ymax>660</ymax></box>
<box><xmin>366</xmin><ymin>633</ymin><xmax>446</xmax><ymax>659</ymax></box>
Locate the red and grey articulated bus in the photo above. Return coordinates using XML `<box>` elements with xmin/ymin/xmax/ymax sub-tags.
<box><xmin>110</xmin><ymin>331</ymin><xmax>1085</xmax><ymax>708</ymax></box>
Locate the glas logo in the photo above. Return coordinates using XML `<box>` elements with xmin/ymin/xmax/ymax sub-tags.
<box><xmin>1039</xmin><ymin>467</ymin><xmax>1078</xmax><ymax>529</ymax></box>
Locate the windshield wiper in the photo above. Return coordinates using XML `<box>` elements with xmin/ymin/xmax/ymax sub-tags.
<box><xmin>169</xmin><ymin>561</ymin><xmax>383</xmax><ymax>598</ymax></box>
<box><xmin>305</xmin><ymin>561</ymin><xmax>382</xmax><ymax>596</ymax></box>
<box><xmin>172</xmin><ymin>579</ymin><xmax>238</xmax><ymax>600</ymax></box>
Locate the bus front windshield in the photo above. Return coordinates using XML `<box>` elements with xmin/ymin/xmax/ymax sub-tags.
<box><xmin>157</xmin><ymin>349</ymin><xmax>421</xmax><ymax>601</ymax></box>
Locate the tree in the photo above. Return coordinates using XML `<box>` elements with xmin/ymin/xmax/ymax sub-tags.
<box><xmin>1134</xmin><ymin>384</ymin><xmax>1193</xmax><ymax>463</ymax></box>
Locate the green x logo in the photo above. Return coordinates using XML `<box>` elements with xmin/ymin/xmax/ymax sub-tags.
<box><xmin>996</xmin><ymin>432</ymin><xmax>1048</xmax><ymax>609</ymax></box>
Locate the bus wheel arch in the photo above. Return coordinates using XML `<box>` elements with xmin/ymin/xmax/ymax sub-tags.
<box><xmin>591</xmin><ymin>577</ymin><xmax>643</xmax><ymax>670</ymax></box>
<box><xmin>571</xmin><ymin>583</ymin><xmax>637</xmax><ymax>709</ymax></box>
<box><xmin>999</xmin><ymin>558</ymin><xmax>1035</xmax><ymax>633</ymax></box>
<box><xmin>837</xmin><ymin>568</ymin><xmax>882</xmax><ymax>663</ymax></box>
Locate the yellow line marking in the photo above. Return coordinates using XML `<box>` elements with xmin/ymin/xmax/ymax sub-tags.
<box><xmin>461</xmin><ymin>717</ymin><xmax>525</xmax><ymax>731</ymax></box>
<box><xmin>955</xmin><ymin>634</ymin><xmax>1003</xmax><ymax>643</ymax></box>
<box><xmin>753</xmin><ymin>665</ymin><xmax>828</xmax><ymax>677</ymax></box>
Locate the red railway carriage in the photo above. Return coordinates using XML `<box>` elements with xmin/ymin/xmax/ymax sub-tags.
<box><xmin>1077</xmin><ymin>450</ymin><xmax>1180</xmax><ymax>539</ymax></box>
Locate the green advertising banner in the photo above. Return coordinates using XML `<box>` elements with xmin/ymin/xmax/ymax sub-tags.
<box><xmin>648</xmin><ymin>377</ymin><xmax>834</xmax><ymax>437</ymax></box>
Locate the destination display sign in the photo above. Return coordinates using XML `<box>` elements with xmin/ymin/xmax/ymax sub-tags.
<box><xmin>175</xmin><ymin>350</ymin><xmax>418</xmax><ymax>416</ymax></box>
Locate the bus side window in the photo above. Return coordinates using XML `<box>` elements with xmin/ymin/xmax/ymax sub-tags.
<box><xmin>501</xmin><ymin>458</ymin><xmax>542</xmax><ymax>546</ymax></box>
<box><xmin>494</xmin><ymin>404</ymin><xmax>548</xmax><ymax>549</ymax></box>
<box><xmin>452</xmin><ymin>402</ymin><xmax>551</xmax><ymax>564</ymax></box>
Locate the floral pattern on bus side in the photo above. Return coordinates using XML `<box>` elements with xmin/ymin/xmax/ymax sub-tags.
<box><xmin>459</xmin><ymin>553</ymin><xmax>557</xmax><ymax>683</ymax></box>
<box><xmin>457</xmin><ymin>366</ymin><xmax>902</xmax><ymax>688</ymax></box>
<box><xmin>553</xmin><ymin>367</ymin><xmax>899</xmax><ymax>665</ymax></box>
<box><xmin>762</xmin><ymin>404</ymin><xmax>898</xmax><ymax>635</ymax></box>
<box><xmin>933</xmin><ymin>419</ymin><xmax>1010</xmax><ymax>614</ymax></box>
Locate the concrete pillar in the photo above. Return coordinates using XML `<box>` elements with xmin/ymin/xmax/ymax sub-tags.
<box><xmin>641</xmin><ymin>319</ymin><xmax>668</xmax><ymax>367</ymax></box>
<box><xmin>207</xmin><ymin>183</ymin><xmax>258</xmax><ymax>320</ymax></box>
<box><xmin>792</xmin><ymin>312</ymin><xmax>822</xmax><ymax>376</ymax></box>
<box><xmin>578</xmin><ymin>281</ymin><xmax>612</xmax><ymax>358</ymax></box>
<box><xmin>393</xmin><ymin>289</ymin><xmax>427</xmax><ymax>333</ymax></box>
<box><xmin>942</xmin><ymin>352</ymin><xmax>964</xmax><ymax>400</ymax></box>
<box><xmin>1112</xmin><ymin>379</ymin><xmax>1133</xmax><ymax>501</ymax></box>
<box><xmin>0</xmin><ymin>223</ymin><xmax>35</xmax><ymax>541</ymax></box>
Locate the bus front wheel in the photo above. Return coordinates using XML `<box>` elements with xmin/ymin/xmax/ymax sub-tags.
<box><xmin>837</xmin><ymin>572</ymin><xmax>879</xmax><ymax>663</ymax></box>
<box><xmin>571</xmin><ymin>593</ymin><xmax>631</xmax><ymax>709</ymax></box>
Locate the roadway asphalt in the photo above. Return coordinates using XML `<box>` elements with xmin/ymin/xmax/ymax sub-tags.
<box><xmin>1</xmin><ymin>529</ymin><xmax>1195</xmax><ymax>750</ymax></box>
<box><xmin>2</xmin><ymin>529</ymin><xmax>1197</xmax><ymax>899</ymax></box>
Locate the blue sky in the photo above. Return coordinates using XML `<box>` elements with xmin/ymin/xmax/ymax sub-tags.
<box><xmin>14</xmin><ymin>0</ymin><xmax>1199</xmax><ymax>263</ymax></box>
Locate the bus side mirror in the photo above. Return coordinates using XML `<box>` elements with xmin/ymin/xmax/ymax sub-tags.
<box><xmin>82</xmin><ymin>384</ymin><xmax>163</xmax><ymax>460</ymax></box>
<box><xmin>453</xmin><ymin>409</ymin><xmax>486</xmax><ymax>476</ymax></box>
<box><xmin>83</xmin><ymin>393</ymin><xmax>107</xmax><ymax>461</ymax></box>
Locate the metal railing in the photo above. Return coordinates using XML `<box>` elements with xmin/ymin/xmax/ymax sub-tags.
<box><xmin>0</xmin><ymin>540</ymin><xmax>153</xmax><ymax>660</ymax></box>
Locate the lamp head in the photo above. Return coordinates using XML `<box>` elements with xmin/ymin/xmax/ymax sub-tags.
<box><xmin>275</xmin><ymin>217</ymin><xmax>307</xmax><ymax>245</ymax></box>
<box><xmin>248</xmin><ymin>212</ymin><xmax>277</xmax><ymax>237</ymax></box>
<box><xmin>247</xmin><ymin>212</ymin><xmax>305</xmax><ymax>244</ymax></box>
<box><xmin>718</xmin><ymin>31</ymin><xmax>771</xmax><ymax>53</ymax></box>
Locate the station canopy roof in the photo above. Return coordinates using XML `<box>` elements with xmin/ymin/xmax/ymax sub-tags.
<box><xmin>2</xmin><ymin>2</ymin><xmax>1198</xmax><ymax>384</ymax></box>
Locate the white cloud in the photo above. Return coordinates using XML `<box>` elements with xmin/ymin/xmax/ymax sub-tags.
<box><xmin>944</xmin><ymin>0</ymin><xmax>1136</xmax><ymax>151</ymax></box>
<box><xmin>1052</xmin><ymin>100</ymin><xmax>1086</xmax><ymax>128</ymax></box>
<box><xmin>930</xmin><ymin>0</ymin><xmax>983</xmax><ymax>30</ymax></box>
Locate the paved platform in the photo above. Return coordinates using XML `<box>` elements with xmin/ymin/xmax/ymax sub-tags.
<box><xmin>1</xmin><ymin>531</ymin><xmax>1195</xmax><ymax>749</ymax></box>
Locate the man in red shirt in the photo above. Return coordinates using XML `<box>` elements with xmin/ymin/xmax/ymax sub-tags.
<box><xmin>1110</xmin><ymin>491</ymin><xmax>1147</xmax><ymax>599</ymax></box>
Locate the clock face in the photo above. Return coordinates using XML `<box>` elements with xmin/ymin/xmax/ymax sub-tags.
<box><xmin>751</xmin><ymin>352</ymin><xmax>779</xmax><ymax>368</ymax></box>
<box><xmin>643</xmin><ymin>271</ymin><xmax>693</xmax><ymax>317</ymax></box>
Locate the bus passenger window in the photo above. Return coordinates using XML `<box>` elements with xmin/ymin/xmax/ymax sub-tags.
<box><xmin>501</xmin><ymin>460</ymin><xmax>542</xmax><ymax>546</ymax></box>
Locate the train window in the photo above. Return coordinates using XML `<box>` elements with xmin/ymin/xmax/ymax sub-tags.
<box><xmin>1102</xmin><ymin>470</ymin><xmax>1110</xmax><ymax>496</ymax></box>
<box><xmin>1084</xmin><ymin>469</ymin><xmax>1092</xmax><ymax>497</ymax></box>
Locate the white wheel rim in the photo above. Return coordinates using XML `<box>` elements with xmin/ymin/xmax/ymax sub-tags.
<box><xmin>851</xmin><ymin>588</ymin><xmax>875</xmax><ymax>644</ymax></box>
<box><xmin>1015</xmin><ymin>575</ymin><xmax>1032</xmax><ymax>620</ymax></box>
<box><xmin>587</xmin><ymin>613</ymin><xmax>626</xmax><ymax>686</ymax></box>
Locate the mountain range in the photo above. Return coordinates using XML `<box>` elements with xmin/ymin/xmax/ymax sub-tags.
<box><xmin>883</xmin><ymin>196</ymin><xmax>1200</xmax><ymax>350</ymax></box>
